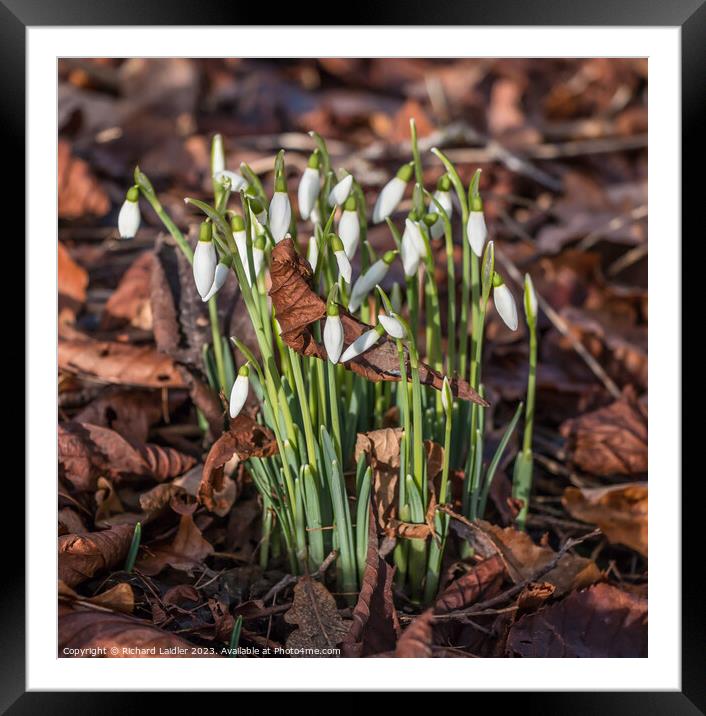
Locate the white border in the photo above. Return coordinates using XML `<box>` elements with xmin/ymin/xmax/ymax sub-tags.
<box><xmin>29</xmin><ymin>27</ymin><xmax>680</xmax><ymax>690</ymax></box>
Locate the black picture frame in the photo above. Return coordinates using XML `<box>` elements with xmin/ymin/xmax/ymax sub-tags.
<box><xmin>5</xmin><ymin>0</ymin><xmax>701</xmax><ymax>709</ymax></box>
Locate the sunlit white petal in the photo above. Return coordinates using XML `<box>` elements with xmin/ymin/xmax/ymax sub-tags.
<box><xmin>405</xmin><ymin>218</ymin><xmax>426</xmax><ymax>258</ymax></box>
<box><xmin>401</xmin><ymin>227</ymin><xmax>421</xmax><ymax>277</ymax></box>
<box><xmin>298</xmin><ymin>167</ymin><xmax>319</xmax><ymax>220</ymax></box>
<box><xmin>328</xmin><ymin>174</ymin><xmax>353</xmax><ymax>206</ymax></box>
<box><xmin>323</xmin><ymin>314</ymin><xmax>344</xmax><ymax>364</ymax></box>
<box><xmin>307</xmin><ymin>235</ymin><xmax>319</xmax><ymax>270</ymax></box>
<box><xmin>466</xmin><ymin>210</ymin><xmax>488</xmax><ymax>257</ymax></box>
<box><xmin>268</xmin><ymin>191</ymin><xmax>291</xmax><ymax>243</ymax></box>
<box><xmin>494</xmin><ymin>283</ymin><xmax>518</xmax><ymax>331</ymax></box>
<box><xmin>202</xmin><ymin>262</ymin><xmax>230</xmax><ymax>302</ymax></box>
<box><xmin>348</xmin><ymin>259</ymin><xmax>389</xmax><ymax>313</ymax></box>
<box><xmin>338</xmin><ymin>209</ymin><xmax>360</xmax><ymax>259</ymax></box>
<box><xmin>379</xmin><ymin>313</ymin><xmax>405</xmax><ymax>339</ymax></box>
<box><xmin>430</xmin><ymin>190</ymin><xmax>453</xmax><ymax>240</ymax></box>
<box><xmin>118</xmin><ymin>200</ymin><xmax>140</xmax><ymax>239</ymax></box>
<box><xmin>372</xmin><ymin>176</ymin><xmax>406</xmax><ymax>223</ymax></box>
<box><xmin>193</xmin><ymin>240</ymin><xmax>218</xmax><ymax>299</ymax></box>
<box><xmin>339</xmin><ymin>329</ymin><xmax>381</xmax><ymax>363</ymax></box>
<box><xmin>334</xmin><ymin>250</ymin><xmax>352</xmax><ymax>284</ymax></box>
<box><xmin>213</xmin><ymin>170</ymin><xmax>248</xmax><ymax>192</ymax></box>
<box><xmin>228</xmin><ymin>373</ymin><xmax>250</xmax><ymax>419</ymax></box>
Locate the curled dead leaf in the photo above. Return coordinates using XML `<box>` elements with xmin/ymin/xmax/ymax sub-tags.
<box><xmin>136</xmin><ymin>513</ymin><xmax>214</xmax><ymax>576</ymax></box>
<box><xmin>58</xmin><ymin>241</ymin><xmax>88</xmax><ymax>324</ymax></box>
<box><xmin>59</xmin><ymin>580</ymin><xmax>135</xmax><ymax>614</ymax></box>
<box><xmin>59</xmin><ymin>421</ymin><xmax>196</xmax><ymax>491</ymax></box>
<box><xmin>270</xmin><ymin>239</ymin><xmax>487</xmax><ymax>406</ymax></box>
<box><xmin>58</xmin><ymin>525</ymin><xmax>134</xmax><ymax>588</ymax></box>
<box><xmin>199</xmin><ymin>415</ymin><xmax>278</xmax><ymax>514</ymax></box>
<box><xmin>59</xmin><ymin>604</ymin><xmax>211</xmax><ymax>657</ymax></box>
<box><xmin>507</xmin><ymin>583</ymin><xmax>647</xmax><ymax>657</ymax></box>
<box><xmin>473</xmin><ymin>520</ymin><xmax>601</xmax><ymax>596</ymax></box>
<box><xmin>58</xmin><ymin>139</ymin><xmax>110</xmax><ymax>220</ymax></box>
<box><xmin>100</xmin><ymin>251</ymin><xmax>154</xmax><ymax>331</ymax></box>
<box><xmin>342</xmin><ymin>505</ymin><xmax>400</xmax><ymax>657</ymax></box>
<box><xmin>560</xmin><ymin>394</ymin><xmax>647</xmax><ymax>476</ymax></box>
<box><xmin>563</xmin><ymin>483</ymin><xmax>647</xmax><ymax>556</ymax></box>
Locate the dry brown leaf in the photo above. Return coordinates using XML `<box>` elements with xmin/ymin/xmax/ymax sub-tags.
<box><xmin>560</xmin><ymin>394</ymin><xmax>647</xmax><ymax>476</ymax></box>
<box><xmin>58</xmin><ymin>139</ymin><xmax>110</xmax><ymax>220</ymax></box>
<box><xmin>58</xmin><ymin>525</ymin><xmax>134</xmax><ymax>588</ymax></box>
<box><xmin>563</xmin><ymin>483</ymin><xmax>647</xmax><ymax>556</ymax></box>
<box><xmin>507</xmin><ymin>583</ymin><xmax>647</xmax><ymax>657</ymax></box>
<box><xmin>58</xmin><ymin>241</ymin><xmax>88</xmax><ymax>324</ymax></box>
<box><xmin>270</xmin><ymin>239</ymin><xmax>487</xmax><ymax>406</ymax></box>
<box><xmin>100</xmin><ymin>251</ymin><xmax>154</xmax><ymax>331</ymax></box>
<box><xmin>74</xmin><ymin>388</ymin><xmax>183</xmax><ymax>444</ymax></box>
<box><xmin>59</xmin><ymin>604</ymin><xmax>209</xmax><ymax>657</ymax></box>
<box><xmin>59</xmin><ymin>580</ymin><xmax>135</xmax><ymax>614</ymax></box>
<box><xmin>137</xmin><ymin>513</ymin><xmax>214</xmax><ymax>576</ymax></box>
<box><xmin>394</xmin><ymin>610</ymin><xmax>434</xmax><ymax>658</ymax></box>
<box><xmin>433</xmin><ymin>554</ymin><xmax>507</xmax><ymax>614</ymax></box>
<box><xmin>284</xmin><ymin>576</ymin><xmax>349</xmax><ymax>656</ymax></box>
<box><xmin>199</xmin><ymin>415</ymin><xmax>278</xmax><ymax>514</ymax></box>
<box><xmin>59</xmin><ymin>421</ymin><xmax>196</xmax><ymax>491</ymax></box>
<box><xmin>59</xmin><ymin>331</ymin><xmax>185</xmax><ymax>389</ymax></box>
<box><xmin>475</xmin><ymin>520</ymin><xmax>601</xmax><ymax>596</ymax></box>
<box><xmin>342</xmin><ymin>505</ymin><xmax>400</xmax><ymax>657</ymax></box>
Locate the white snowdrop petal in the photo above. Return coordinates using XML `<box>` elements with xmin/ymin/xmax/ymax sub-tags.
<box><xmin>335</xmin><ymin>250</ymin><xmax>352</xmax><ymax>284</ymax></box>
<box><xmin>372</xmin><ymin>177</ymin><xmax>406</xmax><ymax>224</ymax></box>
<box><xmin>494</xmin><ymin>284</ymin><xmax>519</xmax><ymax>331</ymax></box>
<box><xmin>228</xmin><ymin>374</ymin><xmax>250</xmax><ymax>419</ymax></box>
<box><xmin>307</xmin><ymin>235</ymin><xmax>319</xmax><ymax>270</ymax></box>
<box><xmin>252</xmin><ymin>248</ymin><xmax>264</xmax><ymax>281</ymax></box>
<box><xmin>339</xmin><ymin>329</ymin><xmax>380</xmax><ymax>363</ymax></box>
<box><xmin>298</xmin><ymin>167</ymin><xmax>319</xmax><ymax>221</ymax></box>
<box><xmin>401</xmin><ymin>229</ymin><xmax>421</xmax><ymax>277</ymax></box>
<box><xmin>431</xmin><ymin>190</ymin><xmax>453</xmax><ymax>240</ymax></box>
<box><xmin>348</xmin><ymin>259</ymin><xmax>389</xmax><ymax>312</ymax></box>
<box><xmin>338</xmin><ymin>210</ymin><xmax>360</xmax><ymax>259</ymax></box>
<box><xmin>233</xmin><ymin>230</ymin><xmax>248</xmax><ymax>264</ymax></box>
<box><xmin>118</xmin><ymin>200</ymin><xmax>141</xmax><ymax>239</ymax></box>
<box><xmin>268</xmin><ymin>191</ymin><xmax>291</xmax><ymax>243</ymax></box>
<box><xmin>379</xmin><ymin>314</ymin><xmax>405</xmax><ymax>339</ymax></box>
<box><xmin>466</xmin><ymin>210</ymin><xmax>488</xmax><ymax>257</ymax></box>
<box><xmin>328</xmin><ymin>174</ymin><xmax>353</xmax><ymax>206</ymax></box>
<box><xmin>193</xmin><ymin>241</ymin><xmax>218</xmax><ymax>299</ymax></box>
<box><xmin>213</xmin><ymin>170</ymin><xmax>248</xmax><ymax>192</ymax></box>
<box><xmin>405</xmin><ymin>218</ymin><xmax>427</xmax><ymax>258</ymax></box>
<box><xmin>202</xmin><ymin>262</ymin><xmax>229</xmax><ymax>302</ymax></box>
<box><xmin>323</xmin><ymin>315</ymin><xmax>344</xmax><ymax>364</ymax></box>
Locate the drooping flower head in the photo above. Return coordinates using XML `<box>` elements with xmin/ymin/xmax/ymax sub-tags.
<box><xmin>348</xmin><ymin>249</ymin><xmax>398</xmax><ymax>313</ymax></box>
<box><xmin>430</xmin><ymin>174</ymin><xmax>453</xmax><ymax>240</ymax></box>
<box><xmin>493</xmin><ymin>272</ymin><xmax>518</xmax><ymax>331</ymax></box>
<box><xmin>328</xmin><ymin>173</ymin><xmax>353</xmax><ymax>207</ymax></box>
<box><xmin>229</xmin><ymin>364</ymin><xmax>250</xmax><ymax>419</ymax></box>
<box><xmin>193</xmin><ymin>221</ymin><xmax>218</xmax><ymax>300</ymax></box>
<box><xmin>372</xmin><ymin>162</ymin><xmax>413</xmax><ymax>224</ymax></box>
<box><xmin>338</xmin><ymin>195</ymin><xmax>360</xmax><ymax>259</ymax></box>
<box><xmin>330</xmin><ymin>234</ymin><xmax>352</xmax><ymax>284</ymax></box>
<box><xmin>118</xmin><ymin>186</ymin><xmax>141</xmax><ymax>239</ymax></box>
<box><xmin>298</xmin><ymin>150</ymin><xmax>320</xmax><ymax>221</ymax></box>
<box><xmin>323</xmin><ymin>285</ymin><xmax>344</xmax><ymax>364</ymax></box>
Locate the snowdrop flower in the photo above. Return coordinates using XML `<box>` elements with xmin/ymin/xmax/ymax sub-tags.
<box><xmin>307</xmin><ymin>235</ymin><xmax>319</xmax><ymax>271</ymax></box>
<box><xmin>269</xmin><ymin>176</ymin><xmax>291</xmax><ymax>243</ymax></box>
<box><xmin>378</xmin><ymin>311</ymin><xmax>405</xmax><ymax>339</ymax></box>
<box><xmin>230</xmin><ymin>213</ymin><xmax>248</xmax><ymax>266</ymax></box>
<box><xmin>338</xmin><ymin>196</ymin><xmax>360</xmax><ymax>259</ymax></box>
<box><xmin>118</xmin><ymin>186</ymin><xmax>141</xmax><ymax>239</ymax></box>
<box><xmin>211</xmin><ymin>133</ymin><xmax>225</xmax><ymax>176</ymax></box>
<box><xmin>323</xmin><ymin>293</ymin><xmax>344</xmax><ymax>364</ymax></box>
<box><xmin>340</xmin><ymin>323</ymin><xmax>386</xmax><ymax>363</ymax></box>
<box><xmin>330</xmin><ymin>234</ymin><xmax>352</xmax><ymax>284</ymax></box>
<box><xmin>248</xmin><ymin>197</ymin><xmax>267</xmax><ymax>229</ymax></box>
<box><xmin>193</xmin><ymin>222</ymin><xmax>218</xmax><ymax>300</ymax></box>
<box><xmin>430</xmin><ymin>175</ymin><xmax>453</xmax><ymax>240</ymax></box>
<box><xmin>466</xmin><ymin>187</ymin><xmax>488</xmax><ymax>257</ymax></box>
<box><xmin>328</xmin><ymin>173</ymin><xmax>353</xmax><ymax>207</ymax></box>
<box><xmin>214</xmin><ymin>170</ymin><xmax>248</xmax><ymax>193</ymax></box>
<box><xmin>202</xmin><ymin>256</ymin><xmax>232</xmax><ymax>302</ymax></box>
<box><xmin>524</xmin><ymin>273</ymin><xmax>538</xmax><ymax>325</ymax></box>
<box><xmin>348</xmin><ymin>249</ymin><xmax>398</xmax><ymax>313</ymax></box>
<box><xmin>229</xmin><ymin>364</ymin><xmax>250</xmax><ymax>419</ymax></box>
<box><xmin>298</xmin><ymin>151</ymin><xmax>320</xmax><ymax>221</ymax></box>
<box><xmin>493</xmin><ymin>272</ymin><xmax>518</xmax><ymax>331</ymax></box>
<box><xmin>441</xmin><ymin>376</ymin><xmax>453</xmax><ymax>415</ymax></box>
<box><xmin>400</xmin><ymin>218</ymin><xmax>426</xmax><ymax>276</ymax></box>
<box><xmin>372</xmin><ymin>163</ymin><xmax>413</xmax><ymax>223</ymax></box>
<box><xmin>252</xmin><ymin>234</ymin><xmax>266</xmax><ymax>283</ymax></box>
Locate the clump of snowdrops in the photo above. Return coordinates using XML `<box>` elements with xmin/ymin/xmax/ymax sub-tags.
<box><xmin>118</xmin><ymin>120</ymin><xmax>539</xmax><ymax>604</ymax></box>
